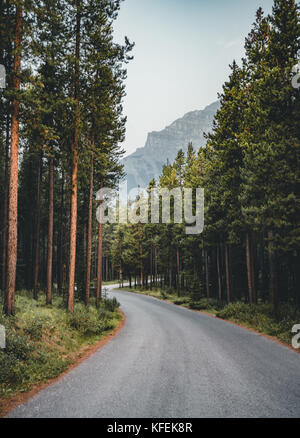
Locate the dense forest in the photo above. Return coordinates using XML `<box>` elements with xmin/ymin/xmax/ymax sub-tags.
<box><xmin>0</xmin><ymin>0</ymin><xmax>299</xmax><ymax>321</ymax></box>
<box><xmin>0</xmin><ymin>0</ymin><xmax>133</xmax><ymax>315</ymax></box>
<box><xmin>107</xmin><ymin>0</ymin><xmax>300</xmax><ymax>317</ymax></box>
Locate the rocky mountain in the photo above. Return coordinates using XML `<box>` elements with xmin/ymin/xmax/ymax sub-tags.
<box><xmin>122</xmin><ymin>100</ymin><xmax>220</xmax><ymax>190</ymax></box>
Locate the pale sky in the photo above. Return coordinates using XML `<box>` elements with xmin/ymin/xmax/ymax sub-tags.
<box><xmin>114</xmin><ymin>0</ymin><xmax>275</xmax><ymax>156</ymax></box>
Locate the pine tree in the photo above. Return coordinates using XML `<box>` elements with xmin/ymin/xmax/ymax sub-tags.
<box><xmin>4</xmin><ymin>2</ymin><xmax>23</xmax><ymax>315</ymax></box>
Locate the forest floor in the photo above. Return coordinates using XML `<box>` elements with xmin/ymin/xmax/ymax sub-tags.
<box><xmin>120</xmin><ymin>286</ymin><xmax>300</xmax><ymax>349</ymax></box>
<box><xmin>0</xmin><ymin>292</ymin><xmax>123</xmax><ymax>416</ymax></box>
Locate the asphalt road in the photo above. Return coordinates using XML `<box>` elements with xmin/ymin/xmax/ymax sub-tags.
<box><xmin>8</xmin><ymin>286</ymin><xmax>300</xmax><ymax>418</ymax></box>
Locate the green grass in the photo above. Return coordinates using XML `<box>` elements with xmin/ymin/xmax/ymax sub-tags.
<box><xmin>119</xmin><ymin>287</ymin><xmax>220</xmax><ymax>314</ymax></box>
<box><xmin>119</xmin><ymin>286</ymin><xmax>299</xmax><ymax>346</ymax></box>
<box><xmin>0</xmin><ymin>291</ymin><xmax>121</xmax><ymax>406</ymax></box>
<box><xmin>216</xmin><ymin>302</ymin><xmax>300</xmax><ymax>345</ymax></box>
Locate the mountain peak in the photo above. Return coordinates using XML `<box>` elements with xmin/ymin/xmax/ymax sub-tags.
<box><xmin>123</xmin><ymin>101</ymin><xmax>219</xmax><ymax>190</ymax></box>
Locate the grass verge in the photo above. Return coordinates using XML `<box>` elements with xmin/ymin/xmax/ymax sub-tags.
<box><xmin>119</xmin><ymin>287</ymin><xmax>300</xmax><ymax>348</ymax></box>
<box><xmin>0</xmin><ymin>291</ymin><xmax>122</xmax><ymax>415</ymax></box>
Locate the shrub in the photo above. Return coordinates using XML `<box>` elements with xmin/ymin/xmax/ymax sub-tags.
<box><xmin>216</xmin><ymin>301</ymin><xmax>300</xmax><ymax>344</ymax></box>
<box><xmin>5</xmin><ymin>331</ymin><xmax>35</xmax><ymax>361</ymax></box>
<box><xmin>0</xmin><ymin>293</ymin><xmax>121</xmax><ymax>399</ymax></box>
<box><xmin>0</xmin><ymin>328</ymin><xmax>36</xmax><ymax>389</ymax></box>
<box><xmin>102</xmin><ymin>297</ymin><xmax>120</xmax><ymax>312</ymax></box>
<box><xmin>173</xmin><ymin>298</ymin><xmax>191</xmax><ymax>305</ymax></box>
<box><xmin>23</xmin><ymin>318</ymin><xmax>44</xmax><ymax>341</ymax></box>
<box><xmin>160</xmin><ymin>290</ymin><xmax>168</xmax><ymax>299</ymax></box>
<box><xmin>68</xmin><ymin>305</ymin><xmax>106</xmax><ymax>336</ymax></box>
<box><xmin>0</xmin><ymin>351</ymin><xmax>25</xmax><ymax>386</ymax></box>
<box><xmin>189</xmin><ymin>297</ymin><xmax>220</xmax><ymax>311</ymax></box>
<box><xmin>67</xmin><ymin>298</ymin><xmax>119</xmax><ymax>336</ymax></box>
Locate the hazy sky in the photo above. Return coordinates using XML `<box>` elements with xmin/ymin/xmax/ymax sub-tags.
<box><xmin>114</xmin><ymin>0</ymin><xmax>275</xmax><ymax>156</ymax></box>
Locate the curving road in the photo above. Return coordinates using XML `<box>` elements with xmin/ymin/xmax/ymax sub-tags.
<box><xmin>8</xmin><ymin>286</ymin><xmax>300</xmax><ymax>418</ymax></box>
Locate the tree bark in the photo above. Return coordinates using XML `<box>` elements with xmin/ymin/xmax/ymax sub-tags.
<box><xmin>268</xmin><ymin>231</ymin><xmax>278</xmax><ymax>317</ymax></box>
<box><xmin>225</xmin><ymin>244</ymin><xmax>231</xmax><ymax>304</ymax></box>
<box><xmin>85</xmin><ymin>154</ymin><xmax>93</xmax><ymax>306</ymax></box>
<box><xmin>217</xmin><ymin>245</ymin><xmax>222</xmax><ymax>304</ymax></box>
<box><xmin>177</xmin><ymin>248</ymin><xmax>181</xmax><ymax>297</ymax></box>
<box><xmin>150</xmin><ymin>246</ymin><xmax>153</xmax><ymax>290</ymax></box>
<box><xmin>246</xmin><ymin>233</ymin><xmax>253</xmax><ymax>303</ymax></box>
<box><xmin>259</xmin><ymin>231</ymin><xmax>267</xmax><ymax>301</ymax></box>
<box><xmin>251</xmin><ymin>235</ymin><xmax>257</xmax><ymax>304</ymax></box>
<box><xmin>57</xmin><ymin>170</ymin><xmax>64</xmax><ymax>293</ymax></box>
<box><xmin>68</xmin><ymin>2</ymin><xmax>81</xmax><ymax>313</ymax></box>
<box><xmin>205</xmin><ymin>250</ymin><xmax>210</xmax><ymax>298</ymax></box>
<box><xmin>119</xmin><ymin>263</ymin><xmax>123</xmax><ymax>288</ymax></box>
<box><xmin>155</xmin><ymin>247</ymin><xmax>158</xmax><ymax>287</ymax></box>
<box><xmin>4</xmin><ymin>5</ymin><xmax>22</xmax><ymax>316</ymax></box>
<box><xmin>138</xmin><ymin>223</ymin><xmax>143</xmax><ymax>288</ymax></box>
<box><xmin>46</xmin><ymin>157</ymin><xmax>54</xmax><ymax>304</ymax></box>
<box><xmin>1</xmin><ymin>0</ymin><xmax>12</xmax><ymax>296</ymax></box>
<box><xmin>1</xmin><ymin>114</ymin><xmax>10</xmax><ymax>293</ymax></box>
<box><xmin>96</xmin><ymin>179</ymin><xmax>103</xmax><ymax>307</ymax></box>
<box><xmin>96</xmin><ymin>220</ymin><xmax>103</xmax><ymax>306</ymax></box>
<box><xmin>169</xmin><ymin>258</ymin><xmax>172</xmax><ymax>289</ymax></box>
<box><xmin>33</xmin><ymin>153</ymin><xmax>42</xmax><ymax>299</ymax></box>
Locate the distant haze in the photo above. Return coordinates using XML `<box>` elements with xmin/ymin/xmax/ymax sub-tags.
<box><xmin>123</xmin><ymin>101</ymin><xmax>220</xmax><ymax>190</ymax></box>
<box><xmin>113</xmin><ymin>0</ymin><xmax>274</xmax><ymax>156</ymax></box>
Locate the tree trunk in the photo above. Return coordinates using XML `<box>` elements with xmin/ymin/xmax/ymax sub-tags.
<box><xmin>177</xmin><ymin>248</ymin><xmax>181</xmax><ymax>297</ymax></box>
<box><xmin>1</xmin><ymin>114</ymin><xmax>9</xmax><ymax>293</ymax></box>
<box><xmin>46</xmin><ymin>157</ymin><xmax>54</xmax><ymax>304</ymax></box>
<box><xmin>155</xmin><ymin>247</ymin><xmax>158</xmax><ymax>287</ymax></box>
<box><xmin>96</xmin><ymin>179</ymin><xmax>103</xmax><ymax>307</ymax></box>
<box><xmin>268</xmin><ymin>231</ymin><xmax>278</xmax><ymax>318</ymax></box>
<box><xmin>169</xmin><ymin>258</ymin><xmax>172</xmax><ymax>289</ymax></box>
<box><xmin>225</xmin><ymin>244</ymin><xmax>231</xmax><ymax>304</ymax></box>
<box><xmin>205</xmin><ymin>250</ymin><xmax>210</xmax><ymax>298</ymax></box>
<box><xmin>57</xmin><ymin>170</ymin><xmax>64</xmax><ymax>293</ymax></box>
<box><xmin>217</xmin><ymin>245</ymin><xmax>222</xmax><ymax>304</ymax></box>
<box><xmin>150</xmin><ymin>246</ymin><xmax>153</xmax><ymax>290</ymax></box>
<box><xmin>251</xmin><ymin>235</ymin><xmax>257</xmax><ymax>304</ymax></box>
<box><xmin>96</xmin><ymin>219</ymin><xmax>103</xmax><ymax>307</ymax></box>
<box><xmin>68</xmin><ymin>2</ymin><xmax>81</xmax><ymax>313</ymax></box>
<box><xmin>1</xmin><ymin>0</ymin><xmax>11</xmax><ymax>296</ymax></box>
<box><xmin>4</xmin><ymin>5</ymin><xmax>22</xmax><ymax>316</ymax></box>
<box><xmin>260</xmin><ymin>231</ymin><xmax>267</xmax><ymax>301</ymax></box>
<box><xmin>246</xmin><ymin>233</ymin><xmax>253</xmax><ymax>303</ymax></box>
<box><xmin>33</xmin><ymin>153</ymin><xmax>42</xmax><ymax>299</ymax></box>
<box><xmin>119</xmin><ymin>264</ymin><xmax>123</xmax><ymax>288</ymax></box>
<box><xmin>85</xmin><ymin>154</ymin><xmax>93</xmax><ymax>306</ymax></box>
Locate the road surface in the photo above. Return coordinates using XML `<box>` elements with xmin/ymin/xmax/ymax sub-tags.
<box><xmin>8</xmin><ymin>286</ymin><xmax>300</xmax><ymax>418</ymax></box>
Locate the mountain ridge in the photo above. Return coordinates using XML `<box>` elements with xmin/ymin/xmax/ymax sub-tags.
<box><xmin>123</xmin><ymin>100</ymin><xmax>220</xmax><ymax>190</ymax></box>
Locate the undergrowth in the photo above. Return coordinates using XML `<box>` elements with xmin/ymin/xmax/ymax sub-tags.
<box><xmin>121</xmin><ymin>286</ymin><xmax>299</xmax><ymax>347</ymax></box>
<box><xmin>0</xmin><ymin>291</ymin><xmax>121</xmax><ymax>405</ymax></box>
